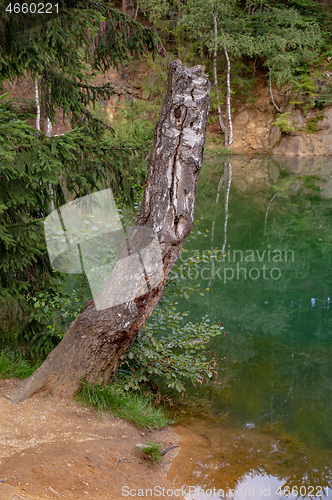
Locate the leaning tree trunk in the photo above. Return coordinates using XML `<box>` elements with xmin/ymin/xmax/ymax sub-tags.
<box><xmin>6</xmin><ymin>60</ymin><xmax>210</xmax><ymax>404</ymax></box>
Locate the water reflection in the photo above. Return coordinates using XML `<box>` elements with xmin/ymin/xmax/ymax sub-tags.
<box><xmin>170</xmin><ymin>420</ymin><xmax>332</xmax><ymax>500</ymax></box>
<box><xmin>209</xmin><ymin>162</ymin><xmax>232</xmax><ymax>288</ymax></box>
<box><xmin>184</xmin><ymin>474</ymin><xmax>325</xmax><ymax>500</ymax></box>
<box><xmin>170</xmin><ymin>156</ymin><xmax>332</xmax><ymax>498</ymax></box>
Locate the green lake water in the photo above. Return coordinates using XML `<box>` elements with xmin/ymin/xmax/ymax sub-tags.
<box><xmin>172</xmin><ymin>155</ymin><xmax>332</xmax><ymax>499</ymax></box>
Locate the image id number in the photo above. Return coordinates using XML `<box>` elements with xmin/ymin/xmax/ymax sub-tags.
<box><xmin>277</xmin><ymin>485</ymin><xmax>329</xmax><ymax>497</ymax></box>
<box><xmin>6</xmin><ymin>3</ymin><xmax>59</xmax><ymax>14</ymax></box>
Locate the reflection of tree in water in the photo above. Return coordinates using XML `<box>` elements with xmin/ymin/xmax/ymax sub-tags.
<box><xmin>179</xmin><ymin>158</ymin><xmax>332</xmax><ymax>488</ymax></box>
<box><xmin>264</xmin><ymin>193</ymin><xmax>277</xmax><ymax>236</ymax></box>
<box><xmin>209</xmin><ymin>161</ymin><xmax>232</xmax><ymax>287</ymax></box>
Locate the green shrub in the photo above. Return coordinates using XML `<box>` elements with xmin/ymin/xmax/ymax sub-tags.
<box><xmin>0</xmin><ymin>274</ymin><xmax>91</xmax><ymax>359</ymax></box>
<box><xmin>24</xmin><ymin>279</ymin><xmax>91</xmax><ymax>357</ymax></box>
<box><xmin>293</xmin><ymin>74</ymin><xmax>320</xmax><ymax>111</ymax></box>
<box><xmin>315</xmin><ymin>85</ymin><xmax>332</xmax><ymax>109</ymax></box>
<box><xmin>273</xmin><ymin>113</ymin><xmax>296</xmax><ymax>134</ymax></box>
<box><xmin>295</xmin><ymin>74</ymin><xmax>319</xmax><ymax>95</ymax></box>
<box><xmin>117</xmin><ymin>311</ymin><xmax>222</xmax><ymax>395</ymax></box>
<box><xmin>305</xmin><ymin>114</ymin><xmax>324</xmax><ymax>133</ymax></box>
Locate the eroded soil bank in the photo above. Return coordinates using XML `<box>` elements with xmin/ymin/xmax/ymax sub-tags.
<box><xmin>0</xmin><ymin>379</ymin><xmax>180</xmax><ymax>500</ymax></box>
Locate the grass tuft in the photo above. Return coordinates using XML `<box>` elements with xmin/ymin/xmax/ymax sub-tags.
<box><xmin>137</xmin><ymin>441</ymin><xmax>163</xmax><ymax>465</ymax></box>
<box><xmin>76</xmin><ymin>381</ymin><xmax>171</xmax><ymax>429</ymax></box>
<box><xmin>0</xmin><ymin>351</ymin><xmax>41</xmax><ymax>379</ymax></box>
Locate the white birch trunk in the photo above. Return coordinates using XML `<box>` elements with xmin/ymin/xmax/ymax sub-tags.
<box><xmin>35</xmin><ymin>79</ymin><xmax>40</xmax><ymax>131</ymax></box>
<box><xmin>134</xmin><ymin>1</ymin><xmax>139</xmax><ymax>19</ymax></box>
<box><xmin>43</xmin><ymin>87</ymin><xmax>53</xmax><ymax>137</ymax></box>
<box><xmin>213</xmin><ymin>14</ymin><xmax>226</xmax><ymax>134</ymax></box>
<box><xmin>225</xmin><ymin>107</ymin><xmax>229</xmax><ymax>147</ymax></box>
<box><xmin>45</xmin><ymin>87</ymin><xmax>54</xmax><ymax>210</ymax></box>
<box><xmin>46</xmin><ymin>117</ymin><xmax>52</xmax><ymax>137</ymax></box>
<box><xmin>46</xmin><ymin>87</ymin><xmax>53</xmax><ymax>137</ymax></box>
<box><xmin>269</xmin><ymin>68</ymin><xmax>281</xmax><ymax>113</ymax></box>
<box><xmin>224</xmin><ymin>45</ymin><xmax>233</xmax><ymax>146</ymax></box>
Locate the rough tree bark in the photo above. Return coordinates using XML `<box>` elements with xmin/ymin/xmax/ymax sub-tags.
<box><xmin>6</xmin><ymin>60</ymin><xmax>210</xmax><ymax>404</ymax></box>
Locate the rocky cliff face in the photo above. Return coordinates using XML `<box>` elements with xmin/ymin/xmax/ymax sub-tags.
<box><xmin>230</xmin><ymin>104</ymin><xmax>332</xmax><ymax>156</ymax></box>
<box><xmin>4</xmin><ymin>64</ymin><xmax>332</xmax><ymax>156</ymax></box>
<box><xmin>231</xmin><ymin>107</ymin><xmax>274</xmax><ymax>153</ymax></box>
<box><xmin>272</xmin><ymin>109</ymin><xmax>332</xmax><ymax>156</ymax></box>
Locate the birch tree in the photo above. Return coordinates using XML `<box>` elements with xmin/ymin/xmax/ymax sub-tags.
<box><xmin>34</xmin><ymin>79</ymin><xmax>41</xmax><ymax>131</ymax></box>
<box><xmin>223</xmin><ymin>44</ymin><xmax>232</xmax><ymax>146</ymax></box>
<box><xmin>181</xmin><ymin>0</ymin><xmax>253</xmax><ymax>148</ymax></box>
<box><xmin>213</xmin><ymin>14</ymin><xmax>226</xmax><ymax>134</ymax></box>
<box><xmin>6</xmin><ymin>61</ymin><xmax>211</xmax><ymax>403</ymax></box>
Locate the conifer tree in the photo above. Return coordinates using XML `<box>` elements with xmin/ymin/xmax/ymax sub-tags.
<box><xmin>0</xmin><ymin>0</ymin><xmax>163</xmax><ymax>354</ymax></box>
<box><xmin>0</xmin><ymin>0</ymin><xmax>163</xmax><ymax>131</ymax></box>
<box><xmin>250</xmin><ymin>6</ymin><xmax>323</xmax><ymax>110</ymax></box>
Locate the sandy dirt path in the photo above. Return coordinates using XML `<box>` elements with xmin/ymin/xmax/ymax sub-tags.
<box><xmin>0</xmin><ymin>379</ymin><xmax>181</xmax><ymax>500</ymax></box>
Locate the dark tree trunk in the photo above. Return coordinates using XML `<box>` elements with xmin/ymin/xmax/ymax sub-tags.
<box><xmin>6</xmin><ymin>61</ymin><xmax>210</xmax><ymax>404</ymax></box>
